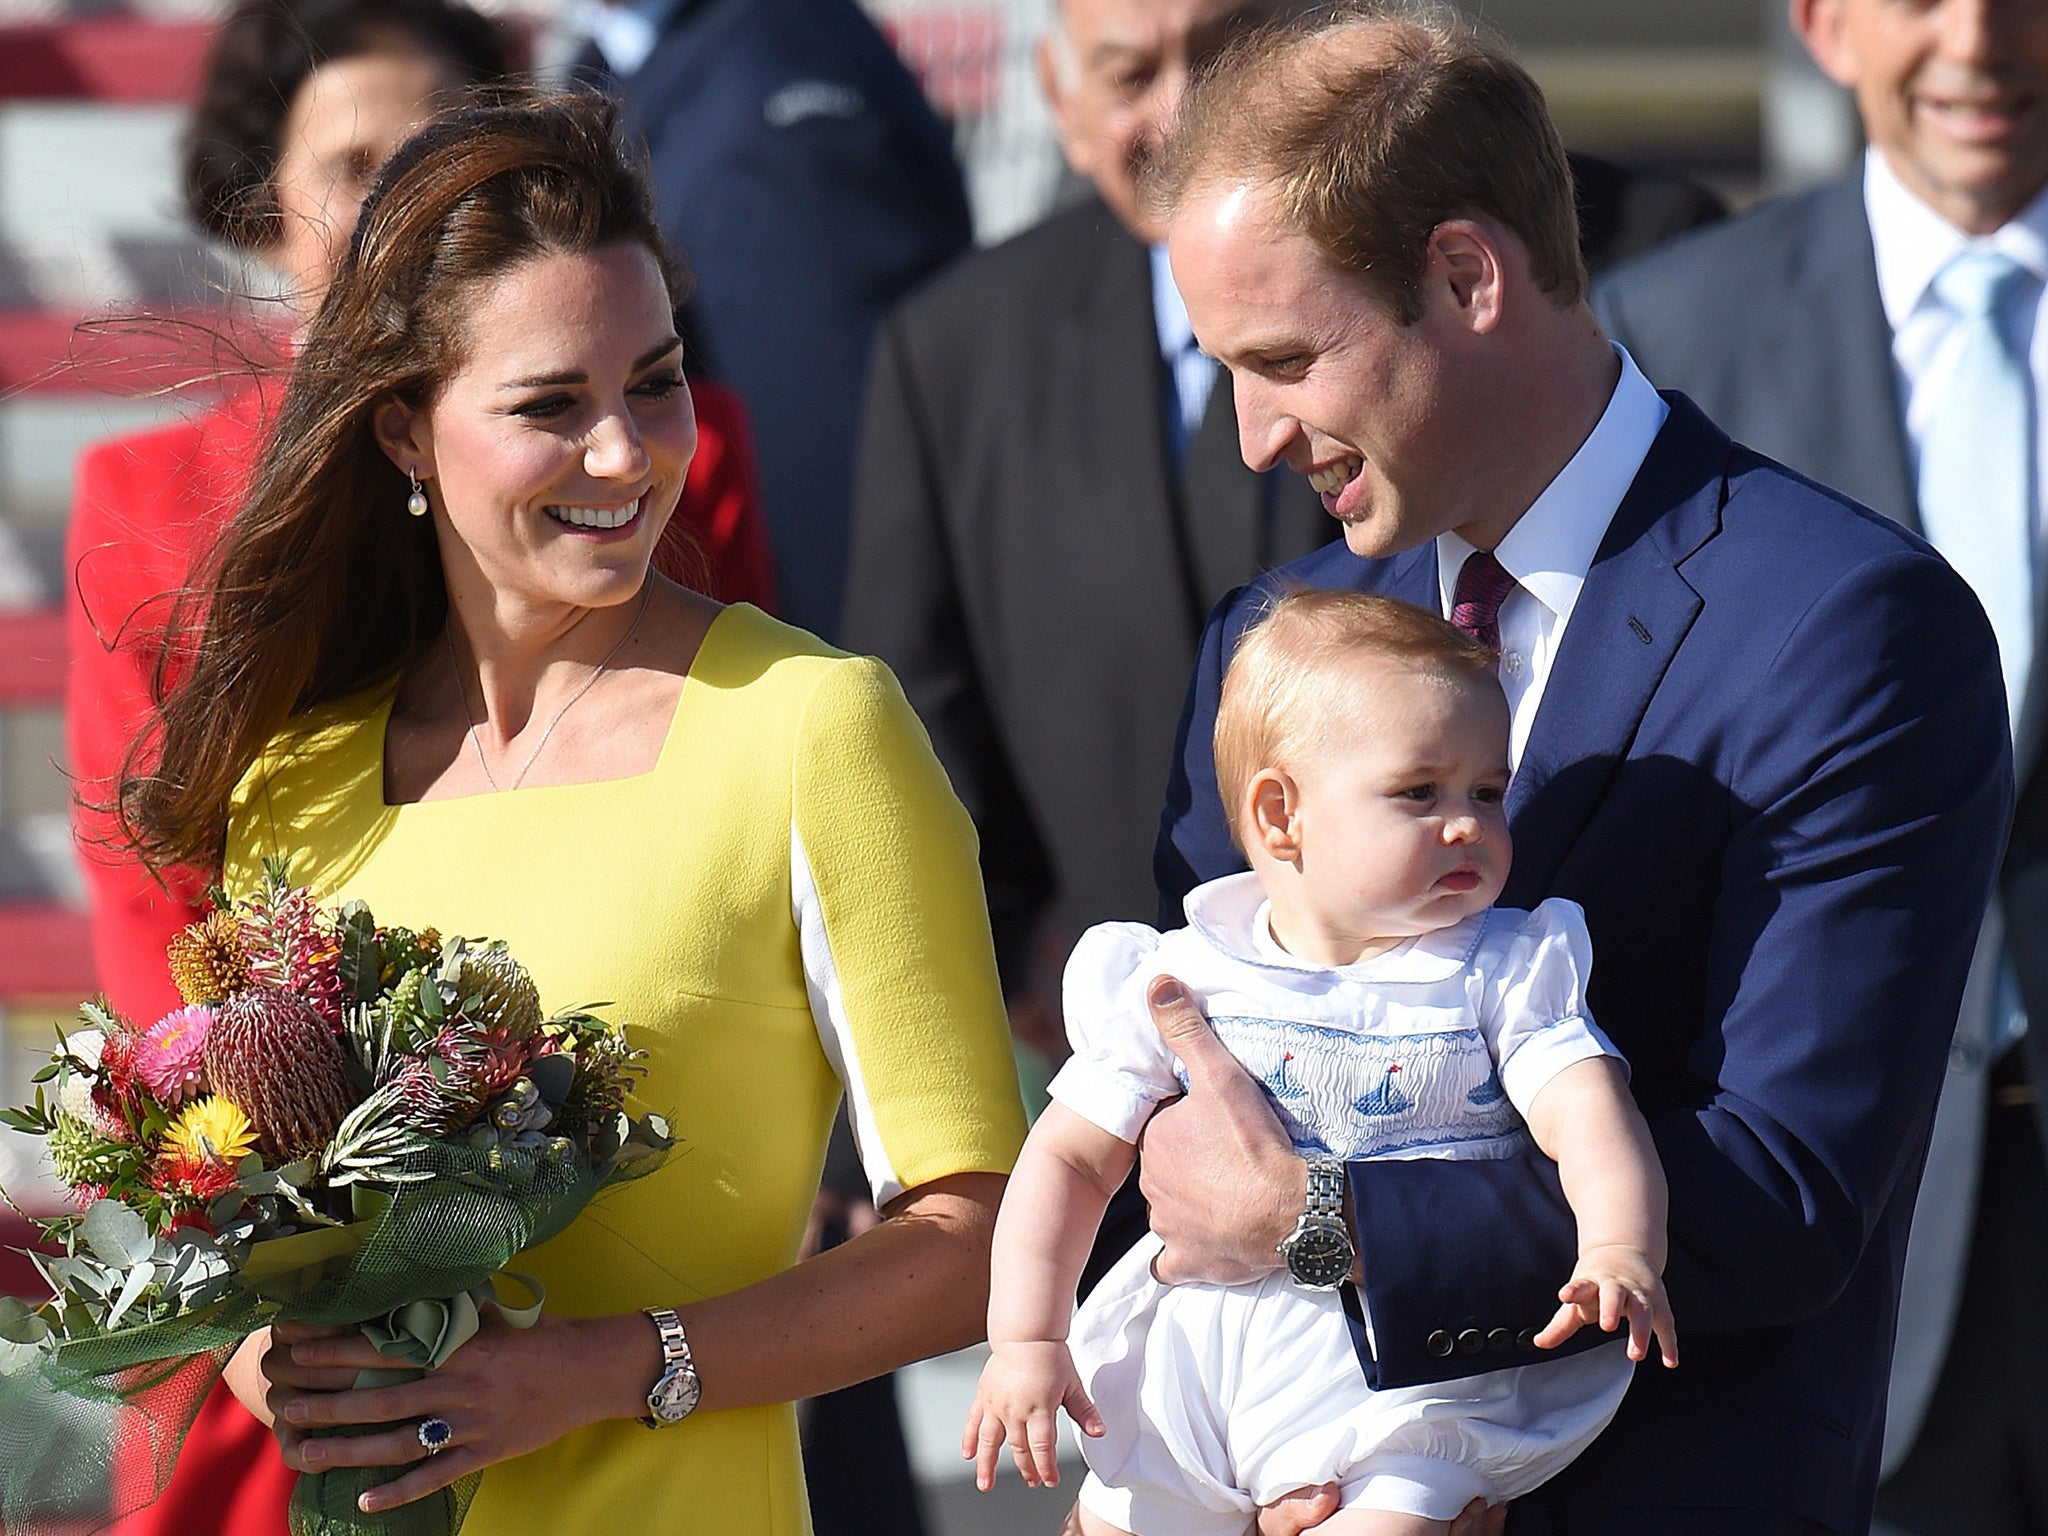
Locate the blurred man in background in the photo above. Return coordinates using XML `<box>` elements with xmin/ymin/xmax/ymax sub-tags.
<box><xmin>1595</xmin><ymin>2</ymin><xmax>2048</xmax><ymax>1530</ymax></box>
<box><xmin>579</xmin><ymin>0</ymin><xmax>972</xmax><ymax>639</ymax></box>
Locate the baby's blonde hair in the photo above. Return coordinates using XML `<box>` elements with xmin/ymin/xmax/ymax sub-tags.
<box><xmin>1214</xmin><ymin>589</ymin><xmax>1503</xmax><ymax>854</ymax></box>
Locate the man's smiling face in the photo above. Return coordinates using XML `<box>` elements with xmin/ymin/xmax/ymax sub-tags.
<box><xmin>1168</xmin><ymin>179</ymin><xmax>1490</xmax><ymax>559</ymax></box>
<box><xmin>1798</xmin><ymin>0</ymin><xmax>2048</xmax><ymax>233</ymax></box>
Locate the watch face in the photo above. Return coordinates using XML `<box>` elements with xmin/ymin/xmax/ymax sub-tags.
<box><xmin>1284</xmin><ymin>1222</ymin><xmax>1354</xmax><ymax>1290</ymax></box>
<box><xmin>648</xmin><ymin>1367</ymin><xmax>702</xmax><ymax>1423</ymax></box>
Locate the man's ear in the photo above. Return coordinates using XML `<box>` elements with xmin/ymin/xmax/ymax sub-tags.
<box><xmin>371</xmin><ymin>395</ymin><xmax>431</xmax><ymax>480</ymax></box>
<box><xmin>1789</xmin><ymin>0</ymin><xmax>1857</xmax><ymax>89</ymax></box>
<box><xmin>1248</xmin><ymin>769</ymin><xmax>1303</xmax><ymax>864</ymax></box>
<box><xmin>1424</xmin><ymin>220</ymin><xmax>1507</xmax><ymax>334</ymax></box>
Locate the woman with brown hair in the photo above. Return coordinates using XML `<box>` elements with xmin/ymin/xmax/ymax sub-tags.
<box><xmin>121</xmin><ymin>86</ymin><xmax>1022</xmax><ymax>1531</ymax></box>
<box><xmin>69</xmin><ymin>0</ymin><xmax>774</xmax><ymax>1025</ymax></box>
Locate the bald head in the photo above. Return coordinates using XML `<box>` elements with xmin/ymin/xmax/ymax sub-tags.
<box><xmin>1155</xmin><ymin>2</ymin><xmax>1584</xmax><ymax>322</ymax></box>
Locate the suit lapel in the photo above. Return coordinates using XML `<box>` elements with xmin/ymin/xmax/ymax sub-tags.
<box><xmin>1181</xmin><ymin>370</ymin><xmax>1263</xmax><ymax>613</ymax></box>
<box><xmin>1052</xmin><ymin>213</ymin><xmax>1201</xmax><ymax>632</ymax></box>
<box><xmin>1788</xmin><ymin>180</ymin><xmax>1919</xmax><ymax>535</ymax></box>
<box><xmin>1503</xmin><ymin>397</ymin><xmax>1727</xmax><ymax>905</ymax></box>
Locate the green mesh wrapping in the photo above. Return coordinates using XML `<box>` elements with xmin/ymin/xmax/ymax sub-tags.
<box><xmin>1</xmin><ymin>1134</ymin><xmax>655</xmax><ymax>1536</ymax></box>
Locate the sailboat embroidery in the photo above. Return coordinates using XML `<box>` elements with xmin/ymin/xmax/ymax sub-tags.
<box><xmin>1264</xmin><ymin>1051</ymin><xmax>1310</xmax><ymax>1103</ymax></box>
<box><xmin>1354</xmin><ymin>1063</ymin><xmax>1411</xmax><ymax>1117</ymax></box>
<box><xmin>1467</xmin><ymin>1071</ymin><xmax>1507</xmax><ymax>1107</ymax></box>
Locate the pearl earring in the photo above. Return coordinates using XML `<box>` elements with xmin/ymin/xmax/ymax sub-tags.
<box><xmin>407</xmin><ymin>470</ymin><xmax>429</xmax><ymax>518</ymax></box>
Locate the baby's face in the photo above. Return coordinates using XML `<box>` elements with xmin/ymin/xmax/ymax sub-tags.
<box><xmin>1286</xmin><ymin>658</ymin><xmax>1512</xmax><ymax>948</ymax></box>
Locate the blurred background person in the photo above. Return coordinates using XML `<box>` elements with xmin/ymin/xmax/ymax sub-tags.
<box><xmin>575</xmin><ymin>0</ymin><xmax>973</xmax><ymax>641</ymax></box>
<box><xmin>64</xmin><ymin>5</ymin><xmax>771</xmax><ymax>1531</ymax></box>
<box><xmin>1594</xmin><ymin>2</ymin><xmax>2048</xmax><ymax>1531</ymax></box>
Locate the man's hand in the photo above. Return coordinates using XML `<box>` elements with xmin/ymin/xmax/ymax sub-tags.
<box><xmin>1535</xmin><ymin>1243</ymin><xmax>1679</xmax><ymax>1368</ymax></box>
<box><xmin>1138</xmin><ymin>975</ymin><xmax>1308</xmax><ymax>1284</ymax></box>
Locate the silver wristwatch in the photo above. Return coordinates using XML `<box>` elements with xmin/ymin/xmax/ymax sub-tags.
<box><xmin>1276</xmin><ymin>1154</ymin><xmax>1355</xmax><ymax>1291</ymax></box>
<box><xmin>641</xmin><ymin>1306</ymin><xmax>701</xmax><ymax>1427</ymax></box>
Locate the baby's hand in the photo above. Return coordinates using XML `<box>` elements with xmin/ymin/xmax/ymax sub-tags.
<box><xmin>1533</xmin><ymin>1243</ymin><xmax>1678</xmax><ymax>1368</ymax></box>
<box><xmin>961</xmin><ymin>1340</ymin><xmax>1106</xmax><ymax>1492</ymax></box>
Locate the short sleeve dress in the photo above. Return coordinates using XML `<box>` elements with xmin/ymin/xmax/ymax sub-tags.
<box><xmin>223</xmin><ymin>602</ymin><xmax>1027</xmax><ymax>1535</ymax></box>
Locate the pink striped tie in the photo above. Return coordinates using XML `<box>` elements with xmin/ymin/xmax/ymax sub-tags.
<box><xmin>1450</xmin><ymin>550</ymin><xmax>1517</xmax><ymax>652</ymax></box>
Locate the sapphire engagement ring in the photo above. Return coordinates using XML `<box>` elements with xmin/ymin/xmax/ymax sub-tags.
<box><xmin>416</xmin><ymin>1416</ymin><xmax>454</xmax><ymax>1455</ymax></box>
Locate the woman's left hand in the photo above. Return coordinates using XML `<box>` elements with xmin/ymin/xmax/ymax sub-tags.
<box><xmin>269</xmin><ymin>1308</ymin><xmax>650</xmax><ymax>1514</ymax></box>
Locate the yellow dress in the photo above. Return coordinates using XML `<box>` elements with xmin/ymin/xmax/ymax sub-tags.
<box><xmin>224</xmin><ymin>603</ymin><xmax>1027</xmax><ymax>1534</ymax></box>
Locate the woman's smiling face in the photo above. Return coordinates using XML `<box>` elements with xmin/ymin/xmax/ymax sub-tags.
<box><xmin>380</xmin><ymin>240</ymin><xmax>696</xmax><ymax>621</ymax></box>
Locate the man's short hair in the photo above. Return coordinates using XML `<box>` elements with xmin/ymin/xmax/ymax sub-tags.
<box><xmin>1214</xmin><ymin>589</ymin><xmax>1503</xmax><ymax>852</ymax></box>
<box><xmin>1158</xmin><ymin>1</ymin><xmax>1585</xmax><ymax>323</ymax></box>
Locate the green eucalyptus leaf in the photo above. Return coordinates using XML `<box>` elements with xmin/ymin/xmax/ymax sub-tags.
<box><xmin>80</xmin><ymin>1201</ymin><xmax>152</xmax><ymax>1267</ymax></box>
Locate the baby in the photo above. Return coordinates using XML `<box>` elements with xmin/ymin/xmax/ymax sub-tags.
<box><xmin>965</xmin><ymin>590</ymin><xmax>1677</xmax><ymax>1535</ymax></box>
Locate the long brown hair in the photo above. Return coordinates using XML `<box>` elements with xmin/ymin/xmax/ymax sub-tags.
<box><xmin>121</xmin><ymin>85</ymin><xmax>682</xmax><ymax>872</ymax></box>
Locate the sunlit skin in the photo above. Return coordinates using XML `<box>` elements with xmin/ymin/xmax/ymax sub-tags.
<box><xmin>1794</xmin><ymin>0</ymin><xmax>2048</xmax><ymax>234</ymax></box>
<box><xmin>372</xmin><ymin>241</ymin><xmax>698</xmax><ymax>798</ymax></box>
<box><xmin>1037</xmin><ymin>0</ymin><xmax>1288</xmax><ymax>241</ymax></box>
<box><xmin>1244</xmin><ymin>656</ymin><xmax>1511</xmax><ymax>967</ymax></box>
<box><xmin>267</xmin><ymin>47</ymin><xmax>468</xmax><ymax>311</ymax></box>
<box><xmin>1167</xmin><ymin>179</ymin><xmax>1619</xmax><ymax>559</ymax></box>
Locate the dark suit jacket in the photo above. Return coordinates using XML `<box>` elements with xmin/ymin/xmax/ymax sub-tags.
<box><xmin>1156</xmin><ymin>397</ymin><xmax>2013</xmax><ymax>1531</ymax></box>
<box><xmin>844</xmin><ymin>197</ymin><xmax>1330</xmax><ymax>992</ymax></box>
<box><xmin>607</xmin><ymin>0</ymin><xmax>972</xmax><ymax>639</ymax></box>
<box><xmin>1594</xmin><ymin>175</ymin><xmax>2048</xmax><ymax>1473</ymax></box>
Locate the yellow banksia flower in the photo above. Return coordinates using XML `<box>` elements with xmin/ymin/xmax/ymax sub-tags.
<box><xmin>162</xmin><ymin>1095</ymin><xmax>257</xmax><ymax>1167</ymax></box>
<box><xmin>166</xmin><ymin>910</ymin><xmax>252</xmax><ymax>1006</ymax></box>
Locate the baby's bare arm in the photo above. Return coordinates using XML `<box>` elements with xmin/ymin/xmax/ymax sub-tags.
<box><xmin>965</xmin><ymin>1102</ymin><xmax>1135</xmax><ymax>1490</ymax></box>
<box><xmin>1522</xmin><ymin>1057</ymin><xmax>1678</xmax><ymax>1366</ymax></box>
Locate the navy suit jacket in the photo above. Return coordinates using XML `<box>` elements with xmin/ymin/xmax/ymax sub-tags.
<box><xmin>606</xmin><ymin>0</ymin><xmax>972</xmax><ymax>638</ymax></box>
<box><xmin>1155</xmin><ymin>397</ymin><xmax>2013</xmax><ymax>1531</ymax></box>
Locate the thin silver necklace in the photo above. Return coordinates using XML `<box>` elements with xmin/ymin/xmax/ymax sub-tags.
<box><xmin>445</xmin><ymin>582</ymin><xmax>653</xmax><ymax>792</ymax></box>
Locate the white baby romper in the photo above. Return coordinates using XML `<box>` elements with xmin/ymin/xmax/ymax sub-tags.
<box><xmin>1048</xmin><ymin>872</ymin><xmax>1637</xmax><ymax>1534</ymax></box>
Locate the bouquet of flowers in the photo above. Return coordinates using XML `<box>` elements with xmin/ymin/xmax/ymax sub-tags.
<box><xmin>0</xmin><ymin>861</ymin><xmax>670</xmax><ymax>1536</ymax></box>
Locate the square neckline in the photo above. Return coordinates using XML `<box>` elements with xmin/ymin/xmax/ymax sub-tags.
<box><xmin>375</xmin><ymin>601</ymin><xmax>746</xmax><ymax>808</ymax></box>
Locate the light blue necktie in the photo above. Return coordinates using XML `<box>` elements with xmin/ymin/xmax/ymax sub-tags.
<box><xmin>1917</xmin><ymin>248</ymin><xmax>2038</xmax><ymax>727</ymax></box>
<box><xmin>1918</xmin><ymin>248</ymin><xmax>2039</xmax><ymax>1058</ymax></box>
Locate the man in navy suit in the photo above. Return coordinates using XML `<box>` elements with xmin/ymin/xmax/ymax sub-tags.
<box><xmin>1137</xmin><ymin>9</ymin><xmax>2012</xmax><ymax>1534</ymax></box>
<box><xmin>1592</xmin><ymin>6</ymin><xmax>2048</xmax><ymax>1523</ymax></box>
<box><xmin>581</xmin><ymin>0</ymin><xmax>972</xmax><ymax>638</ymax></box>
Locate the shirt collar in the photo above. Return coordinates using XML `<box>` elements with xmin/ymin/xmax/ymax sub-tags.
<box><xmin>1865</xmin><ymin>145</ymin><xmax>2048</xmax><ymax>329</ymax></box>
<box><xmin>1149</xmin><ymin>242</ymin><xmax>1197</xmax><ymax>365</ymax></box>
<box><xmin>1183</xmin><ymin>872</ymin><xmax>1482</xmax><ymax>984</ymax></box>
<box><xmin>1436</xmin><ymin>344</ymin><xmax>1667</xmax><ymax>626</ymax></box>
<box><xmin>577</xmin><ymin>0</ymin><xmax>690</xmax><ymax>77</ymax></box>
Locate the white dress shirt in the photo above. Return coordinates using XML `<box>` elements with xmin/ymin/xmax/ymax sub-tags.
<box><xmin>1435</xmin><ymin>346</ymin><xmax>1669</xmax><ymax>766</ymax></box>
<box><xmin>1866</xmin><ymin>146</ymin><xmax>2048</xmax><ymax>563</ymax></box>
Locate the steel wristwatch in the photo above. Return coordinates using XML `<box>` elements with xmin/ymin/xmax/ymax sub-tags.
<box><xmin>1276</xmin><ymin>1154</ymin><xmax>1355</xmax><ymax>1291</ymax></box>
<box><xmin>641</xmin><ymin>1306</ymin><xmax>701</xmax><ymax>1427</ymax></box>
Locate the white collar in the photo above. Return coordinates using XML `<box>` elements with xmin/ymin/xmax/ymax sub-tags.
<box><xmin>1149</xmin><ymin>241</ymin><xmax>1197</xmax><ymax>363</ymax></box>
<box><xmin>577</xmin><ymin>0</ymin><xmax>688</xmax><ymax>77</ymax></box>
<box><xmin>1182</xmin><ymin>872</ymin><xmax>1483</xmax><ymax>984</ymax></box>
<box><xmin>1865</xmin><ymin>146</ymin><xmax>2048</xmax><ymax>330</ymax></box>
<box><xmin>1436</xmin><ymin>344</ymin><xmax>1667</xmax><ymax>626</ymax></box>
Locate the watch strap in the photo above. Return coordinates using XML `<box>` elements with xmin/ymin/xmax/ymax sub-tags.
<box><xmin>641</xmin><ymin>1306</ymin><xmax>696</xmax><ymax>1427</ymax></box>
<box><xmin>1304</xmin><ymin>1154</ymin><xmax>1346</xmax><ymax>1221</ymax></box>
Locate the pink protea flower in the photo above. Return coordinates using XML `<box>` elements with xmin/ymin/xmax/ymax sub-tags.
<box><xmin>135</xmin><ymin>1006</ymin><xmax>212</xmax><ymax>1105</ymax></box>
